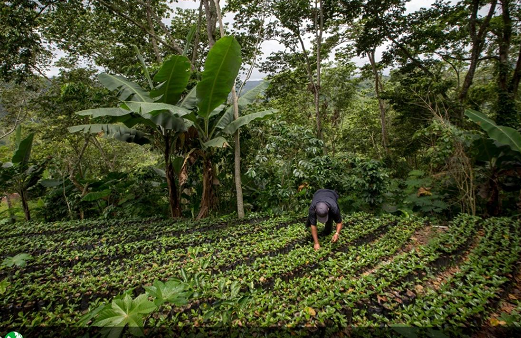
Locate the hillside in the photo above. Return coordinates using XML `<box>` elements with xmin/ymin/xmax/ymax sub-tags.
<box><xmin>1</xmin><ymin>213</ymin><xmax>520</xmax><ymax>336</ymax></box>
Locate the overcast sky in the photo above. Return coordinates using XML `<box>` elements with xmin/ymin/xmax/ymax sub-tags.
<box><xmin>47</xmin><ymin>0</ymin><xmax>437</xmax><ymax>80</ymax></box>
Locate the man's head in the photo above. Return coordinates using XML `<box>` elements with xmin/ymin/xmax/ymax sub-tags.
<box><xmin>316</xmin><ymin>202</ymin><xmax>329</xmax><ymax>223</ymax></box>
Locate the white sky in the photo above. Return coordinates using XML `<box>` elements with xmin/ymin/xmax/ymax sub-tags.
<box><xmin>46</xmin><ymin>0</ymin><xmax>437</xmax><ymax>80</ymax></box>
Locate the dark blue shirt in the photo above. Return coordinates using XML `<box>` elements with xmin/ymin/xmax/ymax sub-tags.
<box><xmin>306</xmin><ymin>189</ymin><xmax>342</xmax><ymax>226</ymax></box>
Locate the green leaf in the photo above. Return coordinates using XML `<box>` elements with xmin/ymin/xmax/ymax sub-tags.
<box><xmin>214</xmin><ymin>81</ymin><xmax>270</xmax><ymax>133</ymax></box>
<box><xmin>172</xmin><ymin>156</ymin><xmax>184</xmax><ymax>174</ymax></box>
<box><xmin>98</xmin><ymin>73</ymin><xmax>153</xmax><ymax>102</ymax></box>
<box><xmin>203</xmin><ymin>136</ymin><xmax>229</xmax><ymax>149</ymax></box>
<box><xmin>237</xmin><ymin>80</ymin><xmax>270</xmax><ymax>109</ymax></box>
<box><xmin>82</xmin><ymin>190</ymin><xmax>111</xmax><ymax>202</ymax></box>
<box><xmin>144</xmin><ymin>280</ymin><xmax>190</xmax><ymax>307</ymax></box>
<box><xmin>150</xmin><ymin>55</ymin><xmax>191</xmax><ymax>104</ymax></box>
<box><xmin>15</xmin><ymin>125</ymin><xmax>21</xmax><ymax>148</ymax></box>
<box><xmin>472</xmin><ymin>138</ymin><xmax>511</xmax><ymax>162</ymax></box>
<box><xmin>93</xmin><ymin>294</ymin><xmax>156</xmax><ymax>338</ymax></box>
<box><xmin>222</xmin><ymin>109</ymin><xmax>275</xmax><ymax>135</ymax></box>
<box><xmin>196</xmin><ymin>36</ymin><xmax>242</xmax><ymax>118</ymax></box>
<box><xmin>214</xmin><ymin>104</ymin><xmax>235</xmax><ymax>131</ymax></box>
<box><xmin>132</xmin><ymin>45</ymin><xmax>153</xmax><ymax>89</ymax></box>
<box><xmin>12</xmin><ymin>133</ymin><xmax>34</xmax><ymax>167</ymax></box>
<box><xmin>122</xmin><ymin>102</ymin><xmax>190</xmax><ymax>117</ymax></box>
<box><xmin>77</xmin><ymin>303</ymin><xmax>108</xmax><ymax>327</ymax></box>
<box><xmin>77</xmin><ymin>108</ymin><xmax>132</xmax><ymax>118</ymax></box>
<box><xmin>150</xmin><ymin>113</ymin><xmax>189</xmax><ymax>132</ymax></box>
<box><xmin>68</xmin><ymin>124</ymin><xmax>150</xmax><ymax>145</ymax></box>
<box><xmin>151</xmin><ymin>167</ymin><xmax>166</xmax><ymax>178</ymax></box>
<box><xmin>179</xmin><ymin>86</ymin><xmax>197</xmax><ymax>110</ymax></box>
<box><xmin>0</xmin><ymin>279</ymin><xmax>9</xmax><ymax>295</ymax></box>
<box><xmin>2</xmin><ymin>253</ymin><xmax>33</xmax><ymax>267</ymax></box>
<box><xmin>183</xmin><ymin>25</ymin><xmax>196</xmax><ymax>56</ymax></box>
<box><xmin>39</xmin><ymin>179</ymin><xmax>63</xmax><ymax>188</ymax></box>
<box><xmin>465</xmin><ymin>109</ymin><xmax>521</xmax><ymax>153</ymax></box>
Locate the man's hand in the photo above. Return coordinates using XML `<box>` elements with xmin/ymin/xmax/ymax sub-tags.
<box><xmin>331</xmin><ymin>233</ymin><xmax>339</xmax><ymax>243</ymax></box>
<box><xmin>314</xmin><ymin>243</ymin><xmax>320</xmax><ymax>251</ymax></box>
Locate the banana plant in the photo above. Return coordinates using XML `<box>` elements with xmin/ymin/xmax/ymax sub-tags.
<box><xmin>0</xmin><ymin>126</ymin><xmax>46</xmax><ymax>221</ymax></box>
<box><xmin>70</xmin><ymin>36</ymin><xmax>274</xmax><ymax>219</ymax></box>
<box><xmin>69</xmin><ymin>51</ymin><xmax>193</xmax><ymax>217</ymax></box>
<box><xmin>183</xmin><ymin>38</ymin><xmax>275</xmax><ymax>219</ymax></box>
<box><xmin>465</xmin><ymin>109</ymin><xmax>521</xmax><ymax>215</ymax></box>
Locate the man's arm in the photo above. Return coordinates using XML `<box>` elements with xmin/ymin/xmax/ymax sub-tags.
<box><xmin>310</xmin><ymin>225</ymin><xmax>320</xmax><ymax>250</ymax></box>
<box><xmin>331</xmin><ymin>204</ymin><xmax>343</xmax><ymax>243</ymax></box>
<box><xmin>331</xmin><ymin>222</ymin><xmax>342</xmax><ymax>242</ymax></box>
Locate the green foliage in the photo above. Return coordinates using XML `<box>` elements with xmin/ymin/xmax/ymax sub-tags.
<box><xmin>2</xmin><ymin>253</ymin><xmax>33</xmax><ymax>267</ymax></box>
<box><xmin>150</xmin><ymin>55</ymin><xmax>191</xmax><ymax>104</ymax></box>
<box><xmin>144</xmin><ymin>280</ymin><xmax>191</xmax><ymax>308</ymax></box>
<box><xmin>93</xmin><ymin>293</ymin><xmax>156</xmax><ymax>338</ymax></box>
<box><xmin>465</xmin><ymin>109</ymin><xmax>521</xmax><ymax>154</ymax></box>
<box><xmin>196</xmin><ymin>36</ymin><xmax>242</xmax><ymax>119</ymax></box>
<box><xmin>0</xmin><ymin>279</ymin><xmax>9</xmax><ymax>295</ymax></box>
<box><xmin>384</xmin><ymin>170</ymin><xmax>449</xmax><ymax>216</ymax></box>
<box><xmin>244</xmin><ymin>121</ymin><xmax>389</xmax><ymax>212</ymax></box>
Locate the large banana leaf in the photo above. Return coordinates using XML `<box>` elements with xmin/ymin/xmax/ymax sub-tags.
<box><xmin>68</xmin><ymin>124</ymin><xmax>150</xmax><ymax>145</ymax></box>
<box><xmin>12</xmin><ymin>133</ymin><xmax>34</xmax><ymax>168</ymax></box>
<box><xmin>150</xmin><ymin>55</ymin><xmax>191</xmax><ymax>104</ymax></box>
<box><xmin>15</xmin><ymin>125</ymin><xmax>21</xmax><ymax>148</ymax></box>
<box><xmin>203</xmin><ymin>136</ymin><xmax>229</xmax><ymax>149</ymax></box>
<box><xmin>196</xmin><ymin>36</ymin><xmax>242</xmax><ymax>119</ymax></box>
<box><xmin>465</xmin><ymin>109</ymin><xmax>521</xmax><ymax>154</ymax></box>
<box><xmin>149</xmin><ymin>113</ymin><xmax>189</xmax><ymax>132</ymax></box>
<box><xmin>98</xmin><ymin>73</ymin><xmax>153</xmax><ymax>102</ymax></box>
<box><xmin>77</xmin><ymin>107</ymin><xmax>132</xmax><ymax>118</ymax></box>
<box><xmin>214</xmin><ymin>105</ymin><xmax>234</xmax><ymax>132</ymax></box>
<box><xmin>215</xmin><ymin>81</ymin><xmax>271</xmax><ymax>132</ymax></box>
<box><xmin>237</xmin><ymin>80</ymin><xmax>270</xmax><ymax>109</ymax></box>
<box><xmin>122</xmin><ymin>102</ymin><xmax>190</xmax><ymax>117</ymax></box>
<box><xmin>132</xmin><ymin>44</ymin><xmax>153</xmax><ymax>89</ymax></box>
<box><xmin>179</xmin><ymin>86</ymin><xmax>197</xmax><ymax>110</ymax></box>
<box><xmin>222</xmin><ymin>109</ymin><xmax>276</xmax><ymax>135</ymax></box>
<box><xmin>209</xmin><ymin>104</ymin><xmax>226</xmax><ymax>119</ymax></box>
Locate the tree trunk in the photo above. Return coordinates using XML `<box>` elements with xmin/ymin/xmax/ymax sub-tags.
<box><xmin>164</xmin><ymin>135</ymin><xmax>181</xmax><ymax>218</ymax></box>
<box><xmin>146</xmin><ymin>0</ymin><xmax>162</xmax><ymax>63</ymax></box>
<box><xmin>19</xmin><ymin>190</ymin><xmax>30</xmax><ymax>221</ymax></box>
<box><xmin>458</xmin><ymin>0</ymin><xmax>498</xmax><ymax>107</ymax></box>
<box><xmin>197</xmin><ymin>154</ymin><xmax>215</xmax><ymax>220</ymax></box>
<box><xmin>495</xmin><ymin>0</ymin><xmax>518</xmax><ymax>128</ymax></box>
<box><xmin>368</xmin><ymin>49</ymin><xmax>388</xmax><ymax>155</ymax></box>
<box><xmin>203</xmin><ymin>0</ymin><xmax>218</xmax><ymax>47</ymax></box>
<box><xmin>510</xmin><ymin>43</ymin><xmax>521</xmax><ymax>96</ymax></box>
<box><xmin>213</xmin><ymin>0</ymin><xmax>244</xmax><ymax>218</ymax></box>
<box><xmin>486</xmin><ymin>173</ymin><xmax>501</xmax><ymax>217</ymax></box>
<box><xmin>314</xmin><ymin>0</ymin><xmax>323</xmax><ymax>143</ymax></box>
<box><xmin>191</xmin><ymin>0</ymin><xmax>204</xmax><ymax>67</ymax></box>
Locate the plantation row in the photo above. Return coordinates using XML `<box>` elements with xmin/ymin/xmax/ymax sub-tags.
<box><xmin>1</xmin><ymin>213</ymin><xmax>520</xmax><ymax>337</ymax></box>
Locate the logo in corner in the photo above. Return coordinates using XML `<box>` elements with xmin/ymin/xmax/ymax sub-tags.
<box><xmin>5</xmin><ymin>332</ymin><xmax>23</xmax><ymax>338</ymax></box>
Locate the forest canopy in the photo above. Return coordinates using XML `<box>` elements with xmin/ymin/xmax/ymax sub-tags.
<box><xmin>0</xmin><ymin>0</ymin><xmax>520</xmax><ymax>222</ymax></box>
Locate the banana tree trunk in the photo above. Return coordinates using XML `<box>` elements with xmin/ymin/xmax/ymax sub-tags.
<box><xmin>486</xmin><ymin>170</ymin><xmax>501</xmax><ymax>217</ymax></box>
<box><xmin>165</xmin><ymin>135</ymin><xmax>181</xmax><ymax>218</ymax></box>
<box><xmin>19</xmin><ymin>190</ymin><xmax>31</xmax><ymax>221</ymax></box>
<box><xmin>197</xmin><ymin>153</ymin><xmax>215</xmax><ymax>220</ymax></box>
